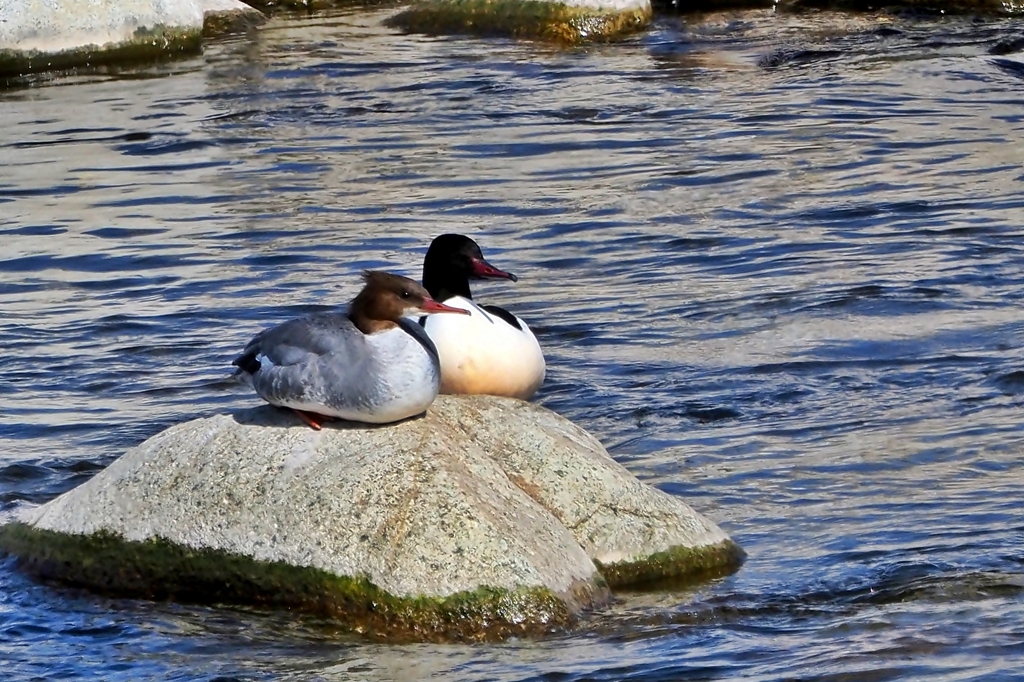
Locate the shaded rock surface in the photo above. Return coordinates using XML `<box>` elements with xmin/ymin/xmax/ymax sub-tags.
<box><xmin>1</xmin><ymin>396</ymin><xmax>742</xmax><ymax>640</ymax></box>
<box><xmin>387</xmin><ymin>0</ymin><xmax>653</xmax><ymax>44</ymax></box>
<box><xmin>202</xmin><ymin>0</ymin><xmax>267</xmax><ymax>36</ymax></box>
<box><xmin>433</xmin><ymin>397</ymin><xmax>739</xmax><ymax>581</ymax></box>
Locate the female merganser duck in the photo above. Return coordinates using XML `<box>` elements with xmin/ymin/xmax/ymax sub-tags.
<box><xmin>419</xmin><ymin>234</ymin><xmax>546</xmax><ymax>400</ymax></box>
<box><xmin>233</xmin><ymin>270</ymin><xmax>469</xmax><ymax>430</ymax></box>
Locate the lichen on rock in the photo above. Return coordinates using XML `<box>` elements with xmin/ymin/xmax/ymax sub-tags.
<box><xmin>595</xmin><ymin>541</ymin><xmax>745</xmax><ymax>588</ymax></box>
<box><xmin>0</xmin><ymin>523</ymin><xmax>589</xmax><ymax>641</ymax></box>
<box><xmin>0</xmin><ymin>26</ymin><xmax>203</xmax><ymax>79</ymax></box>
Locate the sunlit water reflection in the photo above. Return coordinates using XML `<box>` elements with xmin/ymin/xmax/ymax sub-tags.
<box><xmin>2</xmin><ymin>6</ymin><xmax>1024</xmax><ymax>680</ymax></box>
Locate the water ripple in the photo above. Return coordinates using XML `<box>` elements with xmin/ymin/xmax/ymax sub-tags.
<box><xmin>1</xmin><ymin>6</ymin><xmax>1024</xmax><ymax>682</ymax></box>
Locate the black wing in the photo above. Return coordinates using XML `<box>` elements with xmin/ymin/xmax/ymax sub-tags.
<box><xmin>480</xmin><ymin>304</ymin><xmax>523</xmax><ymax>331</ymax></box>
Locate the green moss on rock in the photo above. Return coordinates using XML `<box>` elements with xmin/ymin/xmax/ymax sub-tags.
<box><xmin>595</xmin><ymin>540</ymin><xmax>746</xmax><ymax>588</ymax></box>
<box><xmin>386</xmin><ymin>0</ymin><xmax>651</xmax><ymax>44</ymax></box>
<box><xmin>0</xmin><ymin>522</ymin><xmax>593</xmax><ymax>642</ymax></box>
<box><xmin>0</xmin><ymin>25</ymin><xmax>202</xmax><ymax>79</ymax></box>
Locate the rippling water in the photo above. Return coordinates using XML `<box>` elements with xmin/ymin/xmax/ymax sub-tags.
<box><xmin>3</xmin><ymin>6</ymin><xmax>1024</xmax><ymax>680</ymax></box>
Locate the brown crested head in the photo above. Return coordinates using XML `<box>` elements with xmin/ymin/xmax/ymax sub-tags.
<box><xmin>349</xmin><ymin>270</ymin><xmax>469</xmax><ymax>334</ymax></box>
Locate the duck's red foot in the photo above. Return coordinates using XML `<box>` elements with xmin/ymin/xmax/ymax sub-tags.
<box><xmin>292</xmin><ymin>409</ymin><xmax>329</xmax><ymax>430</ymax></box>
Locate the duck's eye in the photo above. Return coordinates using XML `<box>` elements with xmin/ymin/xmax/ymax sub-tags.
<box><xmin>401</xmin><ymin>290</ymin><xmax>411</xmax><ymax>299</ymax></box>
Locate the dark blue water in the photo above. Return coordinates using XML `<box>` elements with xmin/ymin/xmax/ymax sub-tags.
<box><xmin>3</xmin><ymin>6</ymin><xmax>1024</xmax><ymax>680</ymax></box>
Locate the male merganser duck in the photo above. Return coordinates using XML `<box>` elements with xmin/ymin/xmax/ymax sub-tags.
<box><xmin>419</xmin><ymin>234</ymin><xmax>546</xmax><ymax>400</ymax></box>
<box><xmin>233</xmin><ymin>270</ymin><xmax>469</xmax><ymax>429</ymax></box>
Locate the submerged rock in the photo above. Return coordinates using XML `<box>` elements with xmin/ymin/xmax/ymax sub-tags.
<box><xmin>0</xmin><ymin>396</ymin><xmax>742</xmax><ymax>641</ymax></box>
<box><xmin>0</xmin><ymin>0</ymin><xmax>262</xmax><ymax>78</ymax></box>
<box><xmin>386</xmin><ymin>0</ymin><xmax>653</xmax><ymax>44</ymax></box>
<box><xmin>989</xmin><ymin>35</ymin><xmax>1024</xmax><ymax>55</ymax></box>
<box><xmin>757</xmin><ymin>47</ymin><xmax>844</xmax><ymax>69</ymax></box>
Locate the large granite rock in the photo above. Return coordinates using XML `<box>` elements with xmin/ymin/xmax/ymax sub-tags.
<box><xmin>0</xmin><ymin>396</ymin><xmax>743</xmax><ymax>641</ymax></box>
<box><xmin>386</xmin><ymin>0</ymin><xmax>653</xmax><ymax>44</ymax></box>
<box><xmin>0</xmin><ymin>0</ymin><xmax>263</xmax><ymax>78</ymax></box>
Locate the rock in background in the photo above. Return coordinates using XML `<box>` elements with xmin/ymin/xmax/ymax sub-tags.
<box><xmin>201</xmin><ymin>0</ymin><xmax>267</xmax><ymax>36</ymax></box>
<box><xmin>387</xmin><ymin>0</ymin><xmax>653</xmax><ymax>44</ymax></box>
<box><xmin>0</xmin><ymin>396</ymin><xmax>743</xmax><ymax>641</ymax></box>
<box><xmin>0</xmin><ymin>0</ymin><xmax>264</xmax><ymax>77</ymax></box>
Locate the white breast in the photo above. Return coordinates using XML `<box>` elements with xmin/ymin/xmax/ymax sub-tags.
<box><xmin>421</xmin><ymin>296</ymin><xmax>545</xmax><ymax>400</ymax></box>
<box><xmin>355</xmin><ymin>324</ymin><xmax>441</xmax><ymax>423</ymax></box>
